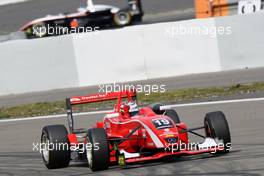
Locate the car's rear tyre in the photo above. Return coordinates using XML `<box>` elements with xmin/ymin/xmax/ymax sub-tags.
<box><xmin>165</xmin><ymin>109</ymin><xmax>181</xmax><ymax>124</ymax></box>
<box><xmin>204</xmin><ymin>111</ymin><xmax>231</xmax><ymax>154</ymax></box>
<box><xmin>41</xmin><ymin>125</ymin><xmax>70</xmax><ymax>169</ymax></box>
<box><xmin>114</xmin><ymin>11</ymin><xmax>132</xmax><ymax>26</ymax></box>
<box><xmin>86</xmin><ymin>128</ymin><xmax>109</xmax><ymax>171</ymax></box>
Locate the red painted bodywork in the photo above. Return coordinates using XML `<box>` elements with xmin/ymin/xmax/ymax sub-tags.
<box><xmin>67</xmin><ymin>90</ymin><xmax>221</xmax><ymax>165</ymax></box>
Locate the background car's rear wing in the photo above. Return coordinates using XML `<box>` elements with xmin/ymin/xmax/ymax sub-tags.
<box><xmin>128</xmin><ymin>0</ymin><xmax>144</xmax><ymax>15</ymax></box>
<box><xmin>65</xmin><ymin>90</ymin><xmax>137</xmax><ymax>133</ymax></box>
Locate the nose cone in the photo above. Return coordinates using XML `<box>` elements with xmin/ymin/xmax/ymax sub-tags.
<box><xmin>158</xmin><ymin>126</ymin><xmax>180</xmax><ymax>146</ymax></box>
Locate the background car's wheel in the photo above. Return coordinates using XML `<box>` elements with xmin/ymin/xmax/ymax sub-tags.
<box><xmin>204</xmin><ymin>111</ymin><xmax>231</xmax><ymax>154</ymax></box>
<box><xmin>41</xmin><ymin>125</ymin><xmax>70</xmax><ymax>169</ymax></box>
<box><xmin>165</xmin><ymin>109</ymin><xmax>181</xmax><ymax>124</ymax></box>
<box><xmin>86</xmin><ymin>128</ymin><xmax>109</xmax><ymax>171</ymax></box>
<box><xmin>31</xmin><ymin>22</ymin><xmax>47</xmax><ymax>38</ymax></box>
<box><xmin>114</xmin><ymin>11</ymin><xmax>132</xmax><ymax>26</ymax></box>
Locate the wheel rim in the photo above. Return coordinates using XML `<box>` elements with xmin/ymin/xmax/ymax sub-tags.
<box><xmin>41</xmin><ymin>134</ymin><xmax>49</xmax><ymax>163</ymax></box>
<box><xmin>115</xmin><ymin>12</ymin><xmax>131</xmax><ymax>26</ymax></box>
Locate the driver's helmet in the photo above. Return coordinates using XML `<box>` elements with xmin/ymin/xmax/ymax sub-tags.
<box><xmin>127</xmin><ymin>101</ymin><xmax>139</xmax><ymax>116</ymax></box>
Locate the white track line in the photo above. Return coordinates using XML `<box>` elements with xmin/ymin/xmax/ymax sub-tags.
<box><xmin>160</xmin><ymin>97</ymin><xmax>264</xmax><ymax>109</ymax></box>
<box><xmin>0</xmin><ymin>0</ymin><xmax>29</xmax><ymax>6</ymax></box>
<box><xmin>1</xmin><ymin>97</ymin><xmax>264</xmax><ymax>123</ymax></box>
<box><xmin>0</xmin><ymin>110</ymin><xmax>111</xmax><ymax>123</ymax></box>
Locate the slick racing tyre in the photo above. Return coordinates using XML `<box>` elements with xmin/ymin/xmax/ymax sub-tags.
<box><xmin>86</xmin><ymin>128</ymin><xmax>109</xmax><ymax>171</ymax></box>
<box><xmin>149</xmin><ymin>103</ymin><xmax>180</xmax><ymax>123</ymax></box>
<box><xmin>114</xmin><ymin>11</ymin><xmax>132</xmax><ymax>26</ymax></box>
<box><xmin>204</xmin><ymin>111</ymin><xmax>231</xmax><ymax>154</ymax></box>
<box><xmin>149</xmin><ymin>103</ymin><xmax>165</xmax><ymax>114</ymax></box>
<box><xmin>165</xmin><ymin>109</ymin><xmax>181</xmax><ymax>124</ymax></box>
<box><xmin>41</xmin><ymin>125</ymin><xmax>71</xmax><ymax>169</ymax></box>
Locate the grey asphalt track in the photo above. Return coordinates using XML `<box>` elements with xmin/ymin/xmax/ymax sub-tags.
<box><xmin>0</xmin><ymin>0</ymin><xmax>194</xmax><ymax>35</ymax></box>
<box><xmin>0</xmin><ymin>99</ymin><xmax>263</xmax><ymax>175</ymax></box>
<box><xmin>1</xmin><ymin>67</ymin><xmax>264</xmax><ymax>108</ymax></box>
<box><xmin>0</xmin><ymin>1</ymin><xmax>263</xmax><ymax>175</ymax></box>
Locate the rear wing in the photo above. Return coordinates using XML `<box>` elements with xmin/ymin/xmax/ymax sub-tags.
<box><xmin>68</xmin><ymin>90</ymin><xmax>137</xmax><ymax>105</ymax></box>
<box><xmin>66</xmin><ymin>90</ymin><xmax>137</xmax><ymax>133</ymax></box>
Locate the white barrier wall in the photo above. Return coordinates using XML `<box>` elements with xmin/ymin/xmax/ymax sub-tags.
<box><xmin>0</xmin><ymin>35</ymin><xmax>79</xmax><ymax>95</ymax></box>
<box><xmin>140</xmin><ymin>19</ymin><xmax>221</xmax><ymax>79</ymax></box>
<box><xmin>0</xmin><ymin>12</ymin><xmax>263</xmax><ymax>95</ymax></box>
<box><xmin>215</xmin><ymin>12</ymin><xmax>264</xmax><ymax>70</ymax></box>
<box><xmin>72</xmin><ymin>28</ymin><xmax>148</xmax><ymax>86</ymax></box>
<box><xmin>73</xmin><ymin>18</ymin><xmax>221</xmax><ymax>87</ymax></box>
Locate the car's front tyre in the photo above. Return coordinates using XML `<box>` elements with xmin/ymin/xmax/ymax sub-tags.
<box><xmin>204</xmin><ymin>111</ymin><xmax>231</xmax><ymax>154</ymax></box>
<box><xmin>41</xmin><ymin>125</ymin><xmax>71</xmax><ymax>169</ymax></box>
<box><xmin>149</xmin><ymin>103</ymin><xmax>180</xmax><ymax>123</ymax></box>
<box><xmin>86</xmin><ymin>128</ymin><xmax>110</xmax><ymax>171</ymax></box>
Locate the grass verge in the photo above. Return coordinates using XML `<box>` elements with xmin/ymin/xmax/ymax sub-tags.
<box><xmin>1</xmin><ymin>82</ymin><xmax>264</xmax><ymax>119</ymax></box>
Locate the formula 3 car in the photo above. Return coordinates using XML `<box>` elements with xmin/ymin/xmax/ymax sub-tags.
<box><xmin>41</xmin><ymin>90</ymin><xmax>231</xmax><ymax>171</ymax></box>
<box><xmin>20</xmin><ymin>0</ymin><xmax>143</xmax><ymax>38</ymax></box>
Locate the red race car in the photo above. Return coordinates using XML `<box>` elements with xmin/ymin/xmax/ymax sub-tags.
<box><xmin>40</xmin><ymin>90</ymin><xmax>231</xmax><ymax>171</ymax></box>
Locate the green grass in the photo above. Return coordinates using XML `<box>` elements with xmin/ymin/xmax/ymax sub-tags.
<box><xmin>1</xmin><ymin>82</ymin><xmax>264</xmax><ymax>119</ymax></box>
